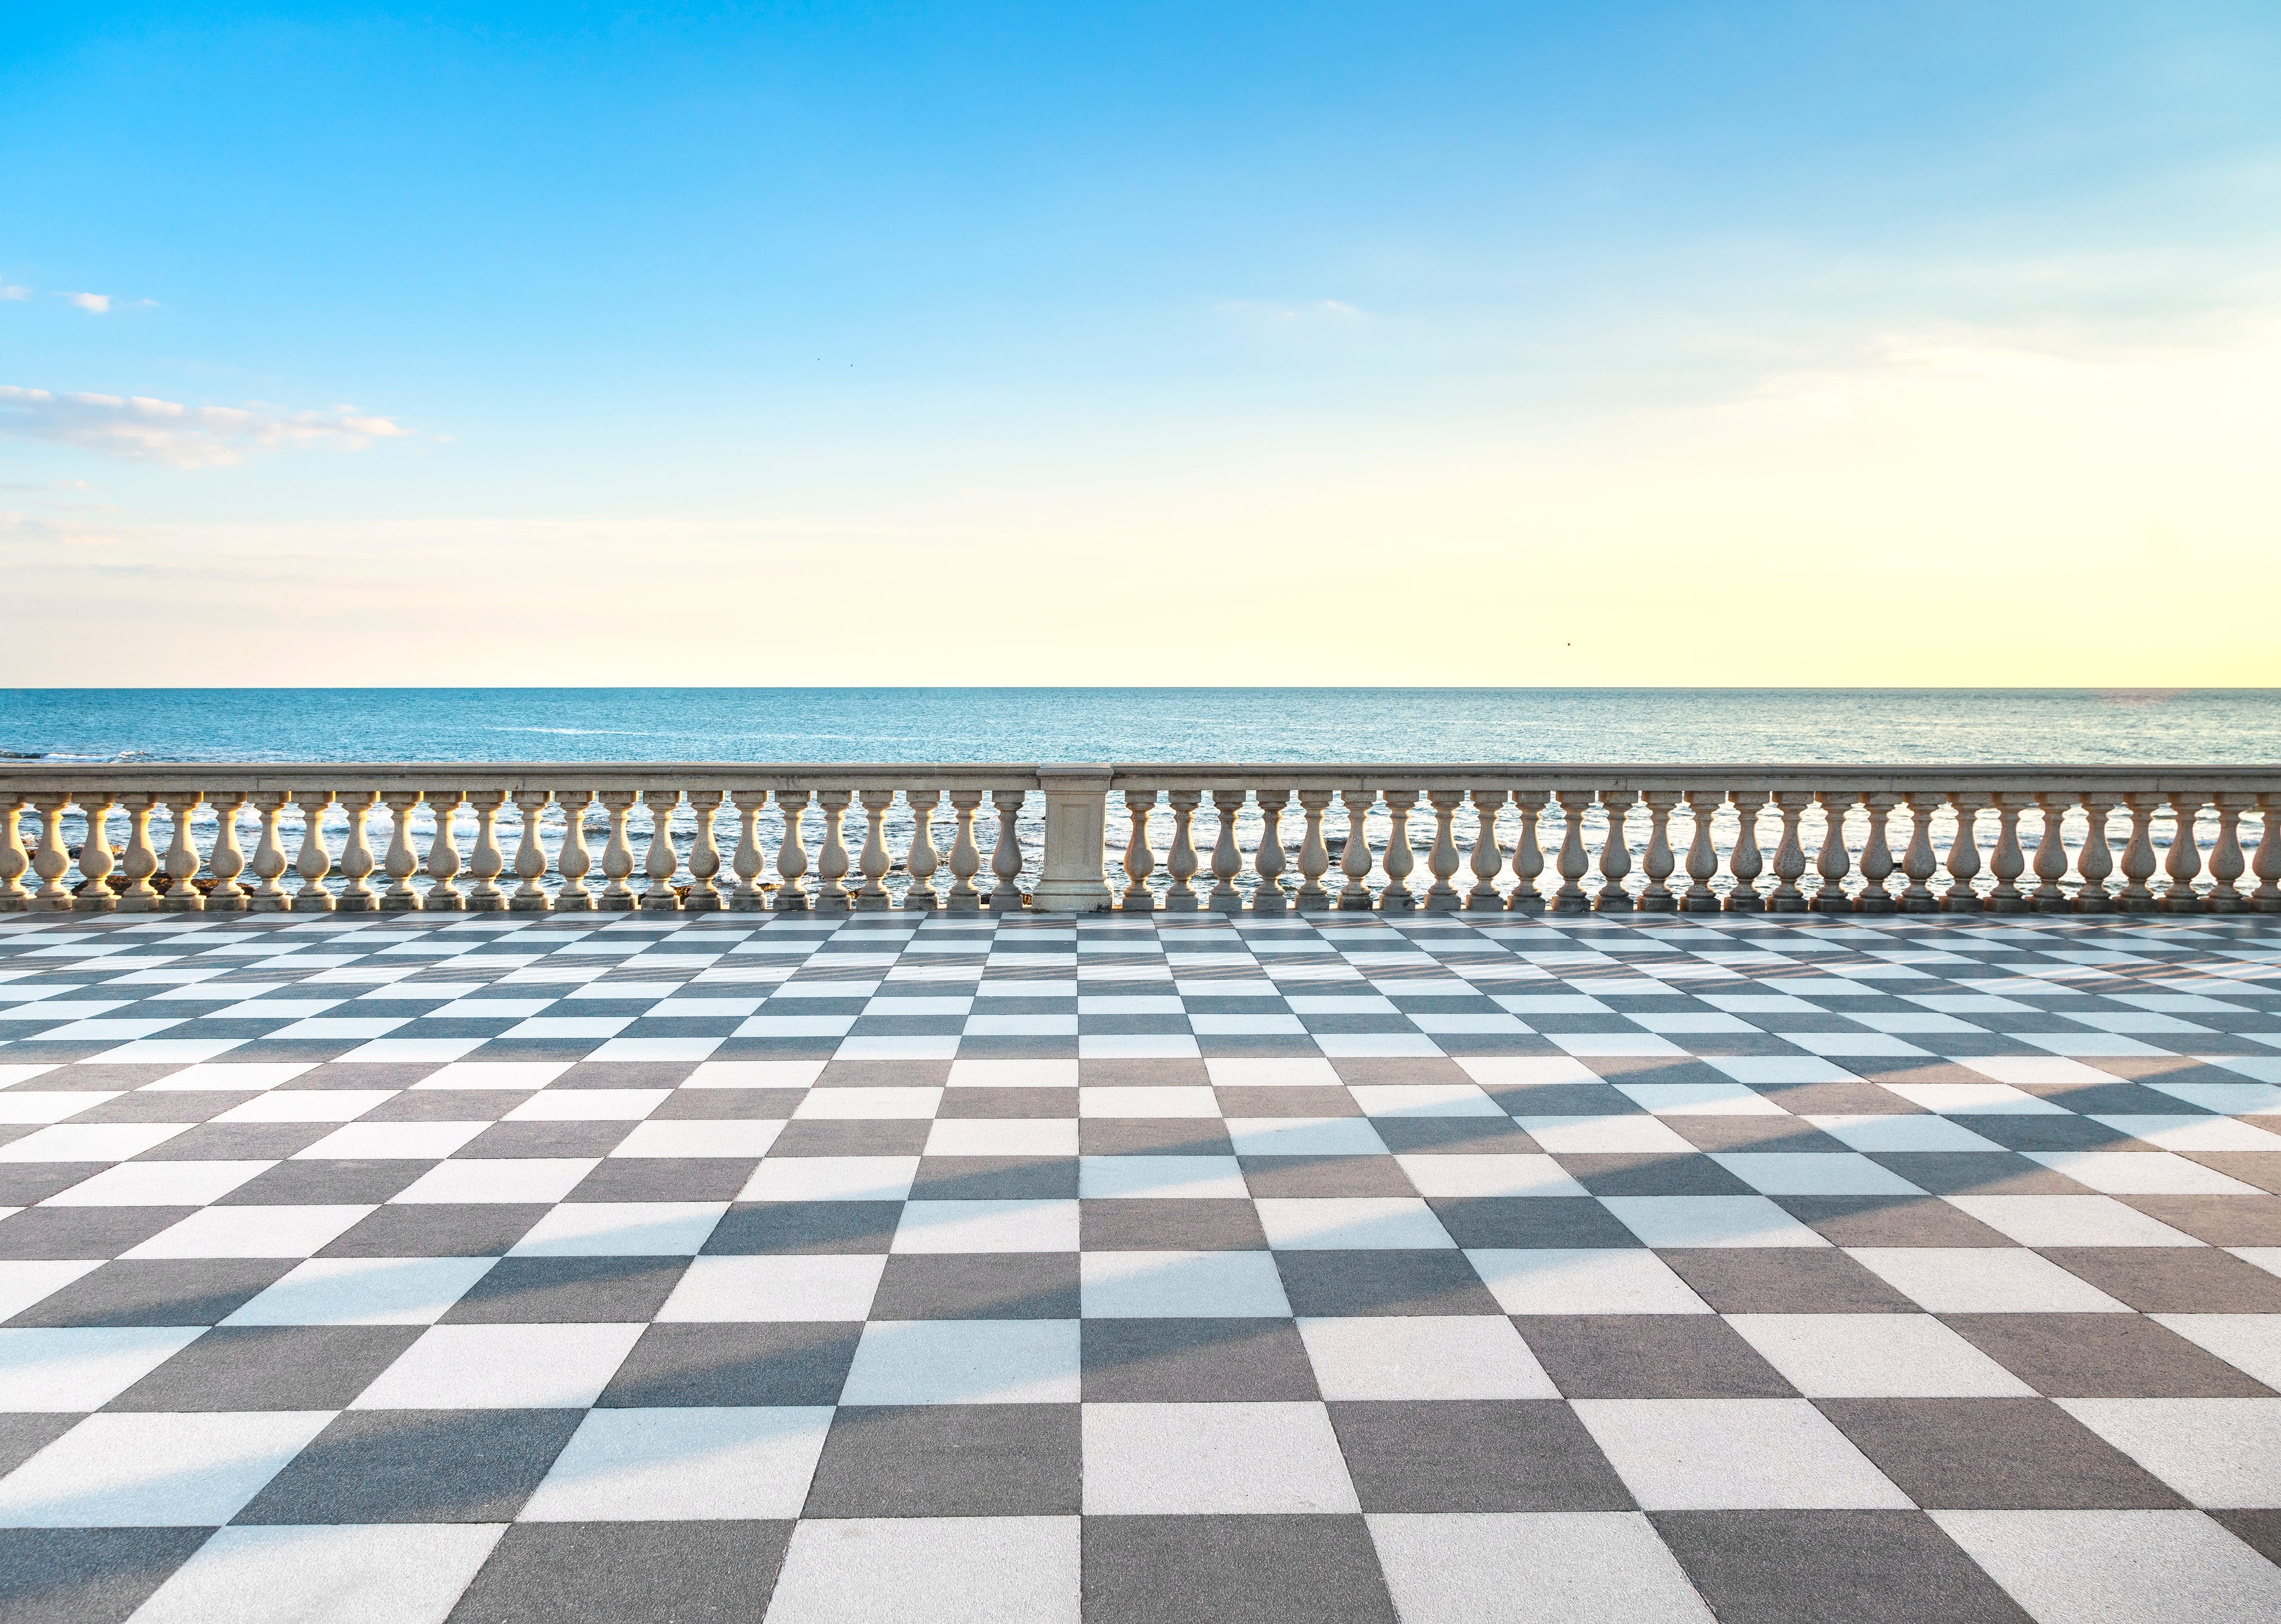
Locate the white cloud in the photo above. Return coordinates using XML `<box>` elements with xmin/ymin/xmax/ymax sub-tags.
<box><xmin>1213</xmin><ymin>296</ymin><xmax>1370</xmax><ymax>326</ymax></box>
<box><xmin>62</xmin><ymin>292</ymin><xmax>111</xmax><ymax>313</ymax></box>
<box><xmin>0</xmin><ymin>385</ymin><xmax>414</xmax><ymax>467</ymax></box>
<box><xmin>1</xmin><ymin>283</ymin><xmax>29</xmax><ymax>301</ymax></box>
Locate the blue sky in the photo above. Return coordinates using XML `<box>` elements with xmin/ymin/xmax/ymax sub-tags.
<box><xmin>5</xmin><ymin>3</ymin><xmax>2278</xmax><ymax>683</ymax></box>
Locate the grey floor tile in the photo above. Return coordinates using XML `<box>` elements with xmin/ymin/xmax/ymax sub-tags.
<box><xmin>803</xmin><ymin>1404</ymin><xmax>1081</xmax><ymax>1517</ymax></box>
<box><xmin>445</xmin><ymin>1521</ymin><xmax>792</xmax><ymax>1624</ymax></box>
<box><xmin>1655</xmin><ymin>1509</ymin><xmax>2033</xmax><ymax>1623</ymax></box>
<box><xmin>1330</xmin><ymin>1399</ymin><xmax>1635</xmax><ymax>1512</ymax></box>
<box><xmin>1082</xmin><ymin>1514</ymin><xmax>1396</xmax><ymax>1624</ymax></box>
<box><xmin>235</xmin><ymin>1407</ymin><xmax>583</xmax><ymax>1523</ymax></box>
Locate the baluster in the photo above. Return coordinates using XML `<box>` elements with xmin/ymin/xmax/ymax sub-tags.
<box><xmin>1466</xmin><ymin>790</ymin><xmax>1507</xmax><ymax>910</ymax></box>
<box><xmin>459</xmin><ymin>791</ymin><xmax>505</xmax><ymax>913</ymax></box>
<box><xmin>291</xmin><ymin>790</ymin><xmax>337</xmax><ymax>913</ymax></box>
<box><xmin>1165</xmin><ymin>790</ymin><xmax>1202</xmax><ymax>912</ymax></box>
<box><xmin>2075</xmin><ymin>798</ymin><xmax>2116</xmax><ymax>912</ymax></box>
<box><xmin>1637</xmin><ymin>792</ymin><xmax>1676</xmax><ymax>911</ymax></box>
<box><xmin>510</xmin><ymin>790</ymin><xmax>553</xmax><ymax>912</ymax></box>
<box><xmin>1941</xmin><ymin>794</ymin><xmax>1985</xmax><ymax>913</ymax></box>
<box><xmin>941</xmin><ymin>789</ymin><xmax>979</xmax><ymax>913</ymax></box>
<box><xmin>247</xmin><ymin>792</ymin><xmax>292</xmax><ymax>913</ymax></box>
<box><xmin>1898</xmin><ymin>793</ymin><xmax>1938</xmax><ymax>911</ymax></box>
<box><xmin>2249</xmin><ymin>796</ymin><xmax>2281</xmax><ymax>913</ymax></box>
<box><xmin>1550</xmin><ymin>790</ymin><xmax>1590</xmax><ymax>913</ymax></box>
<box><xmin>639</xmin><ymin>789</ymin><xmax>685</xmax><ymax>913</ymax></box>
<box><xmin>1507</xmin><ymin>790</ymin><xmax>1546</xmax><ymax>913</ymax></box>
<box><xmin>810</xmin><ymin>789</ymin><xmax>852</xmax><ymax>914</ymax></box>
<box><xmin>426</xmin><ymin>790</ymin><xmax>469</xmax><ymax>912</ymax></box>
<box><xmin>853</xmin><ymin>789</ymin><xmax>892</xmax><ymax>912</ymax></box>
<box><xmin>1380</xmin><ymin>790</ymin><xmax>1419</xmax><ymax>912</ymax></box>
<box><xmin>2206</xmin><ymin>796</ymin><xmax>2246</xmax><ymax>913</ymax></box>
<box><xmin>1205</xmin><ymin>791</ymin><xmax>1243</xmax><ymax>912</ymax></box>
<box><xmin>160</xmin><ymin>792</ymin><xmax>204</xmax><ymax>912</ymax></box>
<box><xmin>0</xmin><ymin>795</ymin><xmax>29</xmax><ymax>912</ymax></box>
<box><xmin>1766</xmin><ymin>792</ymin><xmax>1808</xmax><ymax>913</ymax></box>
<box><xmin>1595</xmin><ymin>791</ymin><xmax>1637</xmax><ymax>913</ymax></box>
<box><xmin>2028</xmin><ymin>794</ymin><xmax>2071</xmax><ymax>913</ymax></box>
<box><xmin>334</xmin><ymin>791</ymin><xmax>379</xmax><ymax>913</ymax></box>
<box><xmin>74</xmin><ymin>793</ymin><xmax>117</xmax><ymax>913</ymax></box>
<box><xmin>1850</xmin><ymin>793</ymin><xmax>1895</xmax><ymax>913</ymax></box>
<box><xmin>380</xmin><ymin>792</ymin><xmax>423</xmax><ymax>911</ymax></box>
<box><xmin>907</xmin><ymin>790</ymin><xmax>944</xmax><ymax>911</ymax></box>
<box><xmin>1335</xmin><ymin>789</ymin><xmax>1373</xmax><ymax>910</ymax></box>
<box><xmin>206</xmin><ymin>794</ymin><xmax>250</xmax><ymax>911</ymax></box>
<box><xmin>988</xmin><ymin>789</ymin><xmax>1027</xmax><ymax>911</ymax></box>
<box><xmin>30</xmin><ymin>796</ymin><xmax>73</xmax><ymax>911</ymax></box>
<box><xmin>595</xmin><ymin>790</ymin><xmax>636</xmax><ymax>911</ymax></box>
<box><xmin>1295</xmin><ymin>790</ymin><xmax>1333</xmax><ymax>912</ymax></box>
<box><xmin>2160</xmin><ymin>792</ymin><xmax>2207</xmax><ymax>913</ymax></box>
<box><xmin>1983</xmin><ymin>794</ymin><xmax>2025</xmax><ymax>914</ymax></box>
<box><xmin>1253</xmin><ymin>789</ymin><xmax>1290</xmax><ymax>913</ymax></box>
<box><xmin>1726</xmin><ymin>791</ymin><xmax>1766</xmax><ymax>912</ymax></box>
<box><xmin>2116</xmin><ymin>794</ymin><xmax>2158</xmax><ymax>913</ymax></box>
<box><xmin>1423</xmin><ymin>789</ymin><xmax>1464</xmax><ymax>910</ymax></box>
<box><xmin>728</xmin><ymin>789</ymin><xmax>771</xmax><ymax>912</ymax></box>
<box><xmin>556</xmin><ymin>791</ymin><xmax>597</xmax><ymax>913</ymax></box>
<box><xmin>1809</xmin><ymin>791</ymin><xmax>1855</xmax><ymax>913</ymax></box>
<box><xmin>1677</xmin><ymin>791</ymin><xmax>1719</xmax><ymax>913</ymax></box>
<box><xmin>777</xmin><ymin>791</ymin><xmax>816</xmax><ymax>911</ymax></box>
<box><xmin>686</xmin><ymin>789</ymin><xmax>725</xmax><ymax>912</ymax></box>
<box><xmin>115</xmin><ymin>793</ymin><xmax>162</xmax><ymax>912</ymax></box>
<box><xmin>1121</xmin><ymin>791</ymin><xmax>1157</xmax><ymax>912</ymax></box>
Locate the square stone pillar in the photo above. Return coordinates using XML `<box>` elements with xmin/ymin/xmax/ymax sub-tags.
<box><xmin>1030</xmin><ymin>764</ymin><xmax>1115</xmax><ymax>913</ymax></box>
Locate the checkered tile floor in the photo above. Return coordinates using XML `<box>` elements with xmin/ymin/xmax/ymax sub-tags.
<box><xmin>4</xmin><ymin>907</ymin><xmax>2281</xmax><ymax>1623</ymax></box>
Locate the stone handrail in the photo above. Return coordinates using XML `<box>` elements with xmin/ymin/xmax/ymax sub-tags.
<box><xmin>1</xmin><ymin>761</ymin><xmax>2276</xmax><ymax>916</ymax></box>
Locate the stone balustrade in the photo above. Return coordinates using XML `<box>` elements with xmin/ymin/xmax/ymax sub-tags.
<box><xmin>2</xmin><ymin>763</ymin><xmax>2277</xmax><ymax>916</ymax></box>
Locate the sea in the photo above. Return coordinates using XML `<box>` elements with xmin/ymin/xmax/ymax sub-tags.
<box><xmin>4</xmin><ymin>688</ymin><xmax>2279</xmax><ymax>764</ymax></box>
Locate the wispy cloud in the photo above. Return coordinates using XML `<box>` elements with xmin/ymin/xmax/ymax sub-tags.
<box><xmin>0</xmin><ymin>385</ymin><xmax>414</xmax><ymax>467</ymax></box>
<box><xmin>0</xmin><ymin>283</ymin><xmax>29</xmax><ymax>301</ymax></box>
<box><xmin>63</xmin><ymin>292</ymin><xmax>112</xmax><ymax>313</ymax></box>
<box><xmin>1214</xmin><ymin>296</ymin><xmax>1370</xmax><ymax>326</ymax></box>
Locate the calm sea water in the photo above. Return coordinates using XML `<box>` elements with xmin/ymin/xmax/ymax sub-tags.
<box><xmin>3</xmin><ymin>688</ymin><xmax>2277</xmax><ymax>764</ymax></box>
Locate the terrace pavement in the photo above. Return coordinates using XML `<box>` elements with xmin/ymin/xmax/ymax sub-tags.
<box><xmin>2</xmin><ymin>905</ymin><xmax>2280</xmax><ymax>1622</ymax></box>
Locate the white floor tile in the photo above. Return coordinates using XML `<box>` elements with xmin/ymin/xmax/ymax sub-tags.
<box><xmin>738</xmin><ymin>1156</ymin><xmax>919</xmax><ymax>1202</ymax></box>
<box><xmin>0</xmin><ymin>1410</ymin><xmax>332</xmax><ymax>1525</ymax></box>
<box><xmin>1255</xmin><ymin>1197</ymin><xmax>1454</xmax><ymax>1250</ymax></box>
<box><xmin>508</xmin><ymin>1201</ymin><xmax>726</xmax><ymax>1256</ymax></box>
<box><xmin>891</xmin><ymin>1199</ymin><xmax>1080</xmax><ymax>1253</ymax></box>
<box><xmin>224</xmin><ymin>1256</ymin><xmax>498</xmax><ymax>1326</ymax></box>
<box><xmin>1847</xmin><ymin>1247</ymin><xmax>2132</xmax><ymax>1313</ymax></box>
<box><xmin>1079</xmin><ymin>1250</ymin><xmax>1291</xmax><ymax>1318</ymax></box>
<box><xmin>1601</xmin><ymin>1196</ymin><xmax>1831</xmax><ymax>1249</ymax></box>
<box><xmin>1572</xmin><ymin>1398</ymin><xmax>1911</xmax><ymax>1509</ymax></box>
<box><xmin>1368</xmin><ymin>1511</ymin><xmax>1717</xmax><ymax>1624</ymax></box>
<box><xmin>1299</xmin><ymin>1315</ymin><xmax>1557</xmax><ymax>1399</ymax></box>
<box><xmin>129</xmin><ymin>1523</ymin><xmax>503</xmax><ymax>1624</ymax></box>
<box><xmin>1727</xmin><ymin>1313</ymin><xmax>2036</xmax><ymax>1396</ymax></box>
<box><xmin>351</xmin><ymin>1322</ymin><xmax>643</xmax><ymax>1408</ymax></box>
<box><xmin>839</xmin><ymin>1318</ymin><xmax>1079</xmax><ymax>1404</ymax></box>
<box><xmin>392</xmin><ymin>1158</ymin><xmax>599</xmax><ymax>1204</ymax></box>
<box><xmin>0</xmin><ymin>1326</ymin><xmax>203</xmax><ymax>1410</ymax></box>
<box><xmin>1465</xmin><ymin>1249</ymin><xmax>1711</xmax><ymax>1315</ymax></box>
<box><xmin>124</xmin><ymin>1204</ymin><xmax>373</xmax><ymax>1259</ymax></box>
<box><xmin>519</xmin><ymin>1404</ymin><xmax>833</xmax><ymax>1519</ymax></box>
<box><xmin>2059</xmin><ymin>1399</ymin><xmax>2281</xmax><ymax>1507</ymax></box>
<box><xmin>1082</xmin><ymin>1401</ymin><xmax>1359</xmax><ymax>1513</ymax></box>
<box><xmin>766</xmin><ymin>1517</ymin><xmax>1080</xmax><ymax>1624</ymax></box>
<box><xmin>658</xmin><ymin>1254</ymin><xmax>886</xmax><ymax>1323</ymax></box>
<box><xmin>1933</xmin><ymin>1509</ymin><xmax>2281</xmax><ymax>1624</ymax></box>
